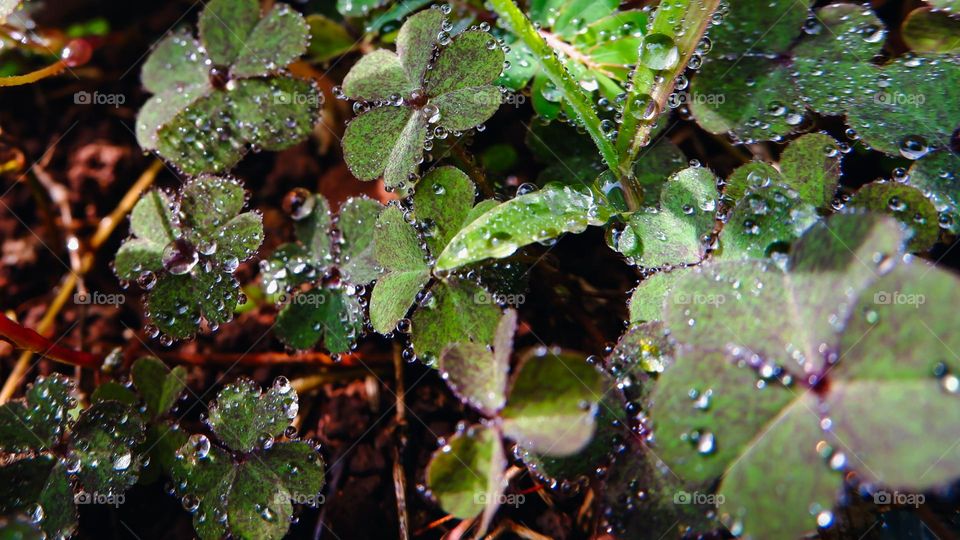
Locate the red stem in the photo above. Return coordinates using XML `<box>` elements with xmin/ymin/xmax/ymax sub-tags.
<box><xmin>0</xmin><ymin>314</ymin><xmax>100</xmax><ymax>369</ymax></box>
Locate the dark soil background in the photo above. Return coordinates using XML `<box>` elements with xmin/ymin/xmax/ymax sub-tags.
<box><xmin>1</xmin><ymin>0</ymin><xmax>958</xmax><ymax>539</ymax></box>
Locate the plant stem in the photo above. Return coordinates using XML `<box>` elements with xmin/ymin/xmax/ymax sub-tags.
<box><xmin>0</xmin><ymin>314</ymin><xmax>100</xmax><ymax>369</ymax></box>
<box><xmin>615</xmin><ymin>0</ymin><xmax>721</xmax><ymax>178</ymax></box>
<box><xmin>0</xmin><ymin>59</ymin><xmax>67</xmax><ymax>87</ymax></box>
<box><xmin>0</xmin><ymin>160</ymin><xmax>163</xmax><ymax>403</ymax></box>
<box><xmin>488</xmin><ymin>0</ymin><xmax>621</xmax><ymax>175</ymax></box>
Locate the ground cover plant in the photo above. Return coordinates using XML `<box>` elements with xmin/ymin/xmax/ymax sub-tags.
<box><xmin>0</xmin><ymin>0</ymin><xmax>957</xmax><ymax>538</ymax></box>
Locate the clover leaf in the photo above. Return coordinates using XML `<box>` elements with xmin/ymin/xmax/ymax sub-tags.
<box><xmin>902</xmin><ymin>7</ymin><xmax>960</xmax><ymax>54</ymax></box>
<box><xmin>340</xmin><ymin>8</ymin><xmax>505</xmax><ymax>192</ymax></box>
<box><xmin>646</xmin><ymin>213</ymin><xmax>960</xmax><ymax>539</ymax></box>
<box><xmin>262</xmin><ymin>192</ymin><xmax>375</xmax><ymax>353</ymax></box>
<box><xmin>136</xmin><ymin>0</ymin><xmax>319</xmax><ymax>174</ymax></box>
<box><xmin>367</xmin><ymin>166</ymin><xmax>501</xmax><ymax>364</ymax></box>
<box><xmin>0</xmin><ymin>376</ymin><xmax>146</xmax><ymax>539</ymax></box>
<box><xmin>173</xmin><ymin>377</ymin><xmax>323</xmax><ymax>540</ymax></box>
<box><xmin>114</xmin><ymin>175</ymin><xmax>263</xmax><ymax>340</ymax></box>
<box><xmin>613</xmin><ymin>166</ymin><xmax>718</xmax><ymax>268</ymax></box>
<box><xmin>908</xmin><ymin>150</ymin><xmax>960</xmax><ymax>233</ymax></box>
<box><xmin>427</xmin><ymin>311</ymin><xmax>603</xmax><ymax>529</ymax></box>
<box><xmin>848</xmin><ymin>181</ymin><xmax>940</xmax><ymax>251</ymax></box>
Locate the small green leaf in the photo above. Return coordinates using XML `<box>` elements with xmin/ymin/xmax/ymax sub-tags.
<box><xmin>425</xmin><ymin>30</ymin><xmax>504</xmax><ymax>97</ymax></box>
<box><xmin>375</xmin><ymin>205</ymin><xmax>428</xmax><ymax>271</ymax></box>
<box><xmin>0</xmin><ymin>374</ymin><xmax>74</xmax><ymax>452</ymax></box>
<box><xmin>342</xmin><ymin>106</ymin><xmax>418</xmax><ymax>186</ymax></box>
<box><xmin>0</xmin><ymin>456</ymin><xmax>76</xmax><ymax>538</ymax></box>
<box><xmin>90</xmin><ymin>381</ymin><xmax>139</xmax><ymax>406</ymax></box>
<box><xmin>707</xmin><ymin>0</ymin><xmax>809</xmax><ymax>57</ymax></box>
<box><xmin>114</xmin><ymin>238</ymin><xmax>165</xmax><ymax>280</ymax></box>
<box><xmin>425</xmin><ymin>423</ymin><xmax>505</xmax><ymax>524</ymax></box>
<box><xmin>627</xmin><ymin>267</ymin><xmax>693</xmax><ymax>324</ymax></box>
<box><xmin>146</xmin><ymin>270</ymin><xmax>242</xmax><ymax>339</ymax></box>
<box><xmin>908</xmin><ymin>150</ymin><xmax>960</xmax><ymax>233</ymax></box>
<box><xmin>410</xmin><ymin>279</ymin><xmax>501</xmax><ymax>366</ymax></box>
<box><xmin>436</xmin><ymin>185</ymin><xmax>609</xmax><ymax>271</ymax></box>
<box><xmin>902</xmin><ymin>7</ymin><xmax>960</xmax><ymax>54</ymax></box>
<box><xmin>429</xmin><ymin>85</ymin><xmax>502</xmax><ymax>132</ymax></box>
<box><xmin>337</xmin><ymin>197</ymin><xmax>382</xmax><ymax>284</ymax></box>
<box><xmin>227</xmin><ymin>461</ymin><xmax>292</xmax><ymax>539</ymax></box>
<box><xmin>216</xmin><ymin>212</ymin><xmax>264</xmax><ymax>265</ymax></box>
<box><xmin>141</xmin><ymin>30</ymin><xmax>209</xmax><ymax>96</ymax></box>
<box><xmin>413</xmin><ymin>166</ymin><xmax>475</xmax><ymax>254</ymax></box>
<box><xmin>156</xmin><ymin>91</ymin><xmax>243</xmax><ymax>175</ymax></box>
<box><xmin>274</xmin><ymin>287</ymin><xmax>363</xmax><ymax>353</ymax></box>
<box><xmin>230</xmin><ymin>4</ymin><xmax>310</xmax><ymax>78</ymax></box>
<box><xmin>130</xmin><ymin>189</ymin><xmax>177</xmax><ymax>245</ymax></box>
<box><xmin>848</xmin><ymin>181</ymin><xmax>939</xmax><ymax>251</ymax></box>
<box><xmin>778</xmin><ymin>133</ymin><xmax>842</xmax><ymax>208</ymax></box>
<box><xmin>306</xmin><ymin>14</ymin><xmax>356</xmax><ymax>63</ymax></box>
<box><xmin>198</xmin><ymin>0</ymin><xmax>260</xmax><ymax>66</ymax></box>
<box><xmin>370</xmin><ymin>270</ymin><xmax>430</xmax><ymax>335</ymax></box>
<box><xmin>69</xmin><ymin>401</ymin><xmax>147</xmax><ymax>495</ymax></box>
<box><xmin>440</xmin><ymin>342</ymin><xmax>506</xmax><ymax>416</ymax></box>
<box><xmin>501</xmin><ymin>349</ymin><xmax>603</xmax><ymax>456</ymax></box>
<box><xmin>718</xmin><ymin>184</ymin><xmax>819</xmax><ymax>260</ymax></box>
<box><xmin>396</xmin><ymin>8</ymin><xmax>445</xmax><ymax>86</ymax></box>
<box><xmin>172</xmin><ymin>440</ymin><xmax>235</xmax><ymax>540</ymax></box>
<box><xmin>131</xmin><ymin>356</ymin><xmax>187</xmax><ymax>420</ymax></box>
<box><xmin>722</xmin><ymin>161</ymin><xmax>780</xmax><ymax>203</ymax></box>
<box><xmin>292</xmin><ymin>194</ymin><xmax>333</xmax><ymax>269</ymax></box>
<box><xmin>207</xmin><ymin>377</ymin><xmax>298</xmax><ymax>453</ymax></box>
<box><xmin>259</xmin><ymin>441</ymin><xmax>326</xmax><ymax>501</ymax></box>
<box><xmin>369</xmin><ymin>205</ymin><xmax>431</xmax><ymax>334</ymax></box>
<box><xmin>616</xmin><ymin>167</ymin><xmax>717</xmax><ymax>267</ymax></box>
<box><xmin>341</xmin><ymin>49</ymin><xmax>411</xmax><ymax>101</ymax></box>
<box><xmin>232</xmin><ymin>77</ymin><xmax>320</xmax><ymax>152</ymax></box>
<box><xmin>337</xmin><ymin>0</ymin><xmax>387</xmax><ymax>18</ymax></box>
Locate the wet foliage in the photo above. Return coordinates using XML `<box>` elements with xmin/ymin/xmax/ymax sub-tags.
<box><xmin>1</xmin><ymin>0</ymin><xmax>959</xmax><ymax>538</ymax></box>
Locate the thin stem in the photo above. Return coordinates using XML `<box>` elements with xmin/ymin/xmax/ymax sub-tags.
<box><xmin>616</xmin><ymin>0</ymin><xmax>721</xmax><ymax>178</ymax></box>
<box><xmin>0</xmin><ymin>314</ymin><xmax>100</xmax><ymax>369</ymax></box>
<box><xmin>488</xmin><ymin>0</ymin><xmax>621</xmax><ymax>175</ymax></box>
<box><xmin>0</xmin><ymin>59</ymin><xmax>67</xmax><ymax>87</ymax></box>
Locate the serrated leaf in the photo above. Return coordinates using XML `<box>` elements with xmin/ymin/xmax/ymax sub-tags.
<box><xmin>411</xmin><ymin>279</ymin><xmax>501</xmax><ymax>366</ymax></box>
<box><xmin>718</xmin><ymin>184</ymin><xmax>820</xmax><ymax>260</ymax></box>
<box><xmin>338</xmin><ymin>197</ymin><xmax>382</xmax><ymax>284</ymax></box>
<box><xmin>413</xmin><ymin>166</ymin><xmax>475</xmax><ymax>254</ymax></box>
<box><xmin>341</xmin><ymin>49</ymin><xmax>411</xmax><ymax>100</ymax></box>
<box><xmin>131</xmin><ymin>189</ymin><xmax>177</xmax><ymax>245</ymax></box>
<box><xmin>903</xmin><ymin>7</ymin><xmax>960</xmax><ymax>53</ymax></box>
<box><xmin>848</xmin><ymin>181</ymin><xmax>939</xmax><ymax>251</ymax></box>
<box><xmin>230</xmin><ymin>4</ymin><xmax>309</xmax><ymax>78</ymax></box>
<box><xmin>147</xmin><ymin>270</ymin><xmax>241</xmax><ymax>339</ymax></box>
<box><xmin>779</xmin><ymin>133</ymin><xmax>842</xmax><ymax>208</ymax></box>
<box><xmin>131</xmin><ymin>356</ymin><xmax>187</xmax><ymax>420</ymax></box>
<box><xmin>230</xmin><ymin>77</ymin><xmax>320</xmax><ymax>151</ymax></box>
<box><xmin>436</xmin><ymin>185</ymin><xmax>609</xmax><ymax>271</ymax></box>
<box><xmin>198</xmin><ymin>0</ymin><xmax>260</xmax><ymax>66</ymax></box>
<box><xmin>275</xmin><ymin>288</ymin><xmax>363</xmax><ymax>353</ymax></box>
<box><xmin>501</xmin><ymin>349</ymin><xmax>602</xmax><ymax>456</ymax></box>
<box><xmin>627</xmin><ymin>267</ymin><xmax>693</xmax><ymax>324</ymax></box>
<box><xmin>306</xmin><ymin>14</ymin><xmax>356</xmax><ymax>63</ymax></box>
<box><xmin>69</xmin><ymin>401</ymin><xmax>146</xmax><ymax>495</ymax></box>
<box><xmin>216</xmin><ymin>212</ymin><xmax>264</xmax><ymax>265</ymax></box>
<box><xmin>0</xmin><ymin>374</ymin><xmax>74</xmax><ymax>452</ymax></box>
<box><xmin>207</xmin><ymin>378</ymin><xmax>298</xmax><ymax>453</ymax></box>
<box><xmin>616</xmin><ymin>167</ymin><xmax>717</xmax><ymax>267</ymax></box>
<box><xmin>0</xmin><ymin>456</ymin><xmax>76</xmax><ymax>538</ymax></box>
<box><xmin>425</xmin><ymin>424</ymin><xmax>505</xmax><ymax>526</ymax></box>
<box><xmin>259</xmin><ymin>441</ymin><xmax>326</xmax><ymax>501</ymax></box>
<box><xmin>908</xmin><ymin>150</ymin><xmax>960</xmax><ymax>233</ymax></box>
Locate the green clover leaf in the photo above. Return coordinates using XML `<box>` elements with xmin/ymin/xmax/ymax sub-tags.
<box><xmin>172</xmin><ymin>377</ymin><xmax>324</xmax><ymax>540</ymax></box>
<box><xmin>645</xmin><ymin>213</ymin><xmax>960</xmax><ymax>539</ymax></box>
<box><xmin>114</xmin><ymin>175</ymin><xmax>263</xmax><ymax>340</ymax></box>
<box><xmin>136</xmin><ymin>0</ymin><xmax>319</xmax><ymax>174</ymax></box>
<box><xmin>340</xmin><ymin>9</ymin><xmax>505</xmax><ymax>191</ymax></box>
<box><xmin>0</xmin><ymin>374</ymin><xmax>74</xmax><ymax>452</ymax></box>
